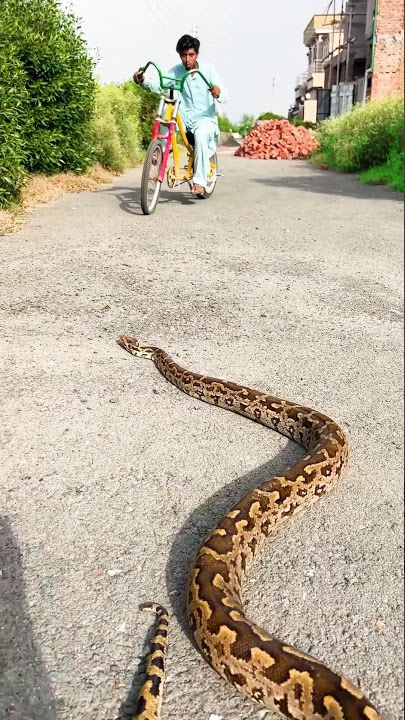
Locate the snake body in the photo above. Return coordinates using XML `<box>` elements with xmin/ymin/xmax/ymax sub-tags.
<box><xmin>119</xmin><ymin>337</ymin><xmax>382</xmax><ymax>720</ymax></box>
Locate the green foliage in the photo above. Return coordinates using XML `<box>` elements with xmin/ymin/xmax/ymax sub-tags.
<box><xmin>0</xmin><ymin>35</ymin><xmax>28</xmax><ymax>205</ymax></box>
<box><xmin>92</xmin><ymin>82</ymin><xmax>143</xmax><ymax>172</ymax></box>
<box><xmin>359</xmin><ymin>148</ymin><xmax>404</xmax><ymax>192</ymax></box>
<box><xmin>257</xmin><ymin>111</ymin><xmax>285</xmax><ymax>121</ymax></box>
<box><xmin>238</xmin><ymin>113</ymin><xmax>256</xmax><ymax>137</ymax></box>
<box><xmin>0</xmin><ymin>0</ymin><xmax>96</xmax><ymax>206</ymax></box>
<box><xmin>291</xmin><ymin>119</ymin><xmax>317</xmax><ymax>130</ymax></box>
<box><xmin>217</xmin><ymin>113</ymin><xmax>237</xmax><ymax>133</ymax></box>
<box><xmin>132</xmin><ymin>84</ymin><xmax>160</xmax><ymax>149</ymax></box>
<box><xmin>316</xmin><ymin>97</ymin><xmax>404</xmax><ymax>171</ymax></box>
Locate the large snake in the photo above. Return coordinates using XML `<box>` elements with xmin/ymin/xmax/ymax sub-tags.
<box><xmin>118</xmin><ymin>336</ymin><xmax>383</xmax><ymax>720</ymax></box>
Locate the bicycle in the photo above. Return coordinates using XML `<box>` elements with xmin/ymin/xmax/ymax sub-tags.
<box><xmin>138</xmin><ymin>62</ymin><xmax>219</xmax><ymax>215</ymax></box>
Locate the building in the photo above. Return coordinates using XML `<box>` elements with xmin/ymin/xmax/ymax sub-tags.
<box><xmin>289</xmin><ymin>0</ymin><xmax>404</xmax><ymax>122</ymax></box>
<box><xmin>369</xmin><ymin>0</ymin><xmax>404</xmax><ymax>99</ymax></box>
<box><xmin>292</xmin><ymin>13</ymin><xmax>346</xmax><ymax>123</ymax></box>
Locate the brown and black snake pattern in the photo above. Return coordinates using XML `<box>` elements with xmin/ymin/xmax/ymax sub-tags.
<box><xmin>134</xmin><ymin>603</ymin><xmax>169</xmax><ymax>720</ymax></box>
<box><xmin>119</xmin><ymin>337</ymin><xmax>383</xmax><ymax>720</ymax></box>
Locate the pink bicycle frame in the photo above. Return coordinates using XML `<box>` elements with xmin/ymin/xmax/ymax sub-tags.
<box><xmin>151</xmin><ymin>95</ymin><xmax>180</xmax><ymax>183</ymax></box>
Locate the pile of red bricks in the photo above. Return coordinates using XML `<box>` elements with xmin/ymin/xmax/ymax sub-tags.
<box><xmin>235</xmin><ymin>119</ymin><xmax>319</xmax><ymax>160</ymax></box>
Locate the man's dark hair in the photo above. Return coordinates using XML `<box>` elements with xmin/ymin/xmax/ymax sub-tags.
<box><xmin>176</xmin><ymin>34</ymin><xmax>200</xmax><ymax>54</ymax></box>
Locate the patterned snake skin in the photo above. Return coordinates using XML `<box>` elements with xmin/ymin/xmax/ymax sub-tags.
<box><xmin>119</xmin><ymin>337</ymin><xmax>383</xmax><ymax>720</ymax></box>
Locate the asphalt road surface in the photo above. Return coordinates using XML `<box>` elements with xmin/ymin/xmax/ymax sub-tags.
<box><xmin>1</xmin><ymin>153</ymin><xmax>403</xmax><ymax>720</ymax></box>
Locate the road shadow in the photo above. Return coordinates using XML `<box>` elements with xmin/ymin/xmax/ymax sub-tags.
<box><xmin>251</xmin><ymin>167</ymin><xmax>403</xmax><ymax>201</ymax></box>
<box><xmin>117</xmin><ymin>442</ymin><xmax>300</xmax><ymax>718</ymax></box>
<box><xmin>165</xmin><ymin>441</ymin><xmax>301</xmax><ymax>633</ymax></box>
<box><xmin>100</xmin><ymin>185</ymin><xmax>198</xmax><ymax>216</ymax></box>
<box><xmin>0</xmin><ymin>514</ymin><xmax>56</xmax><ymax>720</ymax></box>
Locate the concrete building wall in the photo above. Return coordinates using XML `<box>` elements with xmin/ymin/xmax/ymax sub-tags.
<box><xmin>303</xmin><ymin>98</ymin><xmax>318</xmax><ymax>123</ymax></box>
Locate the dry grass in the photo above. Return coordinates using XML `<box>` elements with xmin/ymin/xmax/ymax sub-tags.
<box><xmin>0</xmin><ymin>164</ymin><xmax>118</xmax><ymax>235</ymax></box>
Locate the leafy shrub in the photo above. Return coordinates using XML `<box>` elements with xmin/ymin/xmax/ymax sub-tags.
<box><xmin>92</xmin><ymin>82</ymin><xmax>143</xmax><ymax>172</ymax></box>
<box><xmin>0</xmin><ymin>0</ymin><xmax>96</xmax><ymax>206</ymax></box>
<box><xmin>131</xmin><ymin>83</ymin><xmax>160</xmax><ymax>149</ymax></box>
<box><xmin>291</xmin><ymin>119</ymin><xmax>317</xmax><ymax>130</ymax></box>
<box><xmin>257</xmin><ymin>112</ymin><xmax>285</xmax><ymax>121</ymax></box>
<box><xmin>359</xmin><ymin>148</ymin><xmax>404</xmax><ymax>192</ymax></box>
<box><xmin>217</xmin><ymin>114</ymin><xmax>237</xmax><ymax>133</ymax></box>
<box><xmin>238</xmin><ymin>113</ymin><xmax>256</xmax><ymax>137</ymax></box>
<box><xmin>316</xmin><ymin>96</ymin><xmax>404</xmax><ymax>171</ymax></box>
<box><xmin>0</xmin><ymin>36</ymin><xmax>28</xmax><ymax>205</ymax></box>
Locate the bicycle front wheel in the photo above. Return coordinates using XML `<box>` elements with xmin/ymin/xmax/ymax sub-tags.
<box><xmin>141</xmin><ymin>140</ymin><xmax>164</xmax><ymax>215</ymax></box>
<box><xmin>202</xmin><ymin>154</ymin><xmax>218</xmax><ymax>199</ymax></box>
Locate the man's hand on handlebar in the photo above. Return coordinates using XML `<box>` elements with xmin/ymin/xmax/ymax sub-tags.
<box><xmin>133</xmin><ymin>69</ymin><xmax>145</xmax><ymax>85</ymax></box>
<box><xmin>209</xmin><ymin>85</ymin><xmax>221</xmax><ymax>99</ymax></box>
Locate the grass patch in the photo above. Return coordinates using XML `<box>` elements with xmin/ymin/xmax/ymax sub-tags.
<box><xmin>359</xmin><ymin>149</ymin><xmax>404</xmax><ymax>192</ymax></box>
<box><xmin>316</xmin><ymin>96</ymin><xmax>403</xmax><ymax>172</ymax></box>
<box><xmin>308</xmin><ymin>151</ymin><xmax>329</xmax><ymax>166</ymax></box>
<box><xmin>314</xmin><ymin>96</ymin><xmax>404</xmax><ymax>191</ymax></box>
<box><xmin>0</xmin><ymin>164</ymin><xmax>117</xmax><ymax>235</ymax></box>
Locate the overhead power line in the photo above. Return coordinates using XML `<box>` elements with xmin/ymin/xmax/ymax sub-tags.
<box><xmin>142</xmin><ymin>0</ymin><xmax>166</xmax><ymax>27</ymax></box>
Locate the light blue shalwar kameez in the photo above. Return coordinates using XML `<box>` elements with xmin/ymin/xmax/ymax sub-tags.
<box><xmin>142</xmin><ymin>62</ymin><xmax>228</xmax><ymax>188</ymax></box>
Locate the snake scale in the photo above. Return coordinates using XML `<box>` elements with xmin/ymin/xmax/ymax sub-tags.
<box><xmin>118</xmin><ymin>336</ymin><xmax>383</xmax><ymax>720</ymax></box>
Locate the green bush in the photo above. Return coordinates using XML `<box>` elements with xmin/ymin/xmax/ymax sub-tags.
<box><xmin>0</xmin><ymin>38</ymin><xmax>28</xmax><ymax>206</ymax></box>
<box><xmin>0</xmin><ymin>0</ymin><xmax>96</xmax><ymax>206</ymax></box>
<box><xmin>238</xmin><ymin>113</ymin><xmax>256</xmax><ymax>137</ymax></box>
<box><xmin>359</xmin><ymin>148</ymin><xmax>404</xmax><ymax>192</ymax></box>
<box><xmin>257</xmin><ymin>112</ymin><xmax>285</xmax><ymax>121</ymax></box>
<box><xmin>92</xmin><ymin>82</ymin><xmax>143</xmax><ymax>172</ymax></box>
<box><xmin>291</xmin><ymin>118</ymin><xmax>317</xmax><ymax>130</ymax></box>
<box><xmin>217</xmin><ymin>114</ymin><xmax>237</xmax><ymax>133</ymax></box>
<box><xmin>317</xmin><ymin>96</ymin><xmax>404</xmax><ymax>171</ymax></box>
<box><xmin>131</xmin><ymin>84</ymin><xmax>160</xmax><ymax>149</ymax></box>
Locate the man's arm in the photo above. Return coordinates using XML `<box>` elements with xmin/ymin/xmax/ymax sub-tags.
<box><xmin>207</xmin><ymin>65</ymin><xmax>229</xmax><ymax>104</ymax></box>
<box><xmin>133</xmin><ymin>68</ymin><xmax>162</xmax><ymax>95</ymax></box>
<box><xmin>133</xmin><ymin>65</ymin><xmax>180</xmax><ymax>95</ymax></box>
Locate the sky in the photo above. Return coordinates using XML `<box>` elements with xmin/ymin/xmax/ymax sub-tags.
<box><xmin>66</xmin><ymin>0</ymin><xmax>331</xmax><ymax>121</ymax></box>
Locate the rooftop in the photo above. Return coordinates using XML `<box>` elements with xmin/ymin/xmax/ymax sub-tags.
<box><xmin>304</xmin><ymin>13</ymin><xmax>345</xmax><ymax>46</ymax></box>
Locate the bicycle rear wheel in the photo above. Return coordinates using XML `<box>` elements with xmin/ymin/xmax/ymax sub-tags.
<box><xmin>141</xmin><ymin>140</ymin><xmax>164</xmax><ymax>215</ymax></box>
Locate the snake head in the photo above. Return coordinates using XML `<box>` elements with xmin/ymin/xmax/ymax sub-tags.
<box><xmin>118</xmin><ymin>335</ymin><xmax>156</xmax><ymax>359</ymax></box>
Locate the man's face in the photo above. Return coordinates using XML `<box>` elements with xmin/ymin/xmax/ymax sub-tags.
<box><xmin>180</xmin><ymin>48</ymin><xmax>198</xmax><ymax>70</ymax></box>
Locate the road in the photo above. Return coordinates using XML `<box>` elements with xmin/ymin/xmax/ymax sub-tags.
<box><xmin>1</xmin><ymin>154</ymin><xmax>403</xmax><ymax>720</ymax></box>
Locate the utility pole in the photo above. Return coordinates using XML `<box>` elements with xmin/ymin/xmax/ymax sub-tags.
<box><xmin>345</xmin><ymin>3</ymin><xmax>353</xmax><ymax>83</ymax></box>
<box><xmin>271</xmin><ymin>77</ymin><xmax>276</xmax><ymax>109</ymax></box>
<box><xmin>336</xmin><ymin>0</ymin><xmax>344</xmax><ymax>114</ymax></box>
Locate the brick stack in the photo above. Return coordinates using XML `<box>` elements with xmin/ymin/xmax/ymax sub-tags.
<box><xmin>235</xmin><ymin>120</ymin><xmax>319</xmax><ymax>160</ymax></box>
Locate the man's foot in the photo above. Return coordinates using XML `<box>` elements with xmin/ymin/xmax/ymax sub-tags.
<box><xmin>191</xmin><ymin>183</ymin><xmax>205</xmax><ymax>195</ymax></box>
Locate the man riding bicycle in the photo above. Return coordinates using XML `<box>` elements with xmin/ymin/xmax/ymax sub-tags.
<box><xmin>134</xmin><ymin>34</ymin><xmax>228</xmax><ymax>197</ymax></box>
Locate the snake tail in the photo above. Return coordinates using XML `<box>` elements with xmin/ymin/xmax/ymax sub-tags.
<box><xmin>134</xmin><ymin>603</ymin><xmax>169</xmax><ymax>720</ymax></box>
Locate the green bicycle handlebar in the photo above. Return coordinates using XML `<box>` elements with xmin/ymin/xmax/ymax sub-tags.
<box><xmin>139</xmin><ymin>60</ymin><xmax>212</xmax><ymax>92</ymax></box>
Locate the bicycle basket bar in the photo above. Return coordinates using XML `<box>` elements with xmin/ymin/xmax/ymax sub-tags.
<box><xmin>140</xmin><ymin>61</ymin><xmax>213</xmax><ymax>92</ymax></box>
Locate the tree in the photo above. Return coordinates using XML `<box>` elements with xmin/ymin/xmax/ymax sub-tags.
<box><xmin>238</xmin><ymin>114</ymin><xmax>256</xmax><ymax>137</ymax></box>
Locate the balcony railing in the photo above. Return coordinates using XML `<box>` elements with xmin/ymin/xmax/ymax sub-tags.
<box><xmin>309</xmin><ymin>60</ymin><xmax>325</xmax><ymax>75</ymax></box>
<box><xmin>295</xmin><ymin>72</ymin><xmax>308</xmax><ymax>88</ymax></box>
